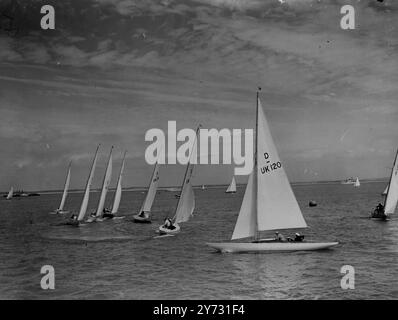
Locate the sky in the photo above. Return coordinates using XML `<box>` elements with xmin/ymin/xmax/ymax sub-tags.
<box><xmin>0</xmin><ymin>0</ymin><xmax>397</xmax><ymax>191</ymax></box>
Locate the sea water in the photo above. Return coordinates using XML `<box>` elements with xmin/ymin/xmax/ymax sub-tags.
<box><xmin>0</xmin><ymin>182</ymin><xmax>397</xmax><ymax>299</ymax></box>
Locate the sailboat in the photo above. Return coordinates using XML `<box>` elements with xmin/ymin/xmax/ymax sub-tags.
<box><xmin>158</xmin><ymin>126</ymin><xmax>199</xmax><ymax>235</ymax></box>
<box><xmin>207</xmin><ymin>92</ymin><xmax>338</xmax><ymax>253</ymax></box>
<box><xmin>51</xmin><ymin>162</ymin><xmax>71</xmax><ymax>214</ymax></box>
<box><xmin>381</xmin><ymin>183</ymin><xmax>389</xmax><ymax>196</ymax></box>
<box><xmin>5</xmin><ymin>187</ymin><xmax>13</xmax><ymax>200</ymax></box>
<box><xmin>87</xmin><ymin>146</ymin><xmax>113</xmax><ymax>223</ymax></box>
<box><xmin>66</xmin><ymin>145</ymin><xmax>100</xmax><ymax>226</ymax></box>
<box><xmin>99</xmin><ymin>151</ymin><xmax>127</xmax><ymax>221</ymax></box>
<box><xmin>225</xmin><ymin>176</ymin><xmax>237</xmax><ymax>193</ymax></box>
<box><xmin>354</xmin><ymin>177</ymin><xmax>360</xmax><ymax>187</ymax></box>
<box><xmin>201</xmin><ymin>184</ymin><xmax>205</xmax><ymax>190</ymax></box>
<box><xmin>371</xmin><ymin>149</ymin><xmax>398</xmax><ymax>221</ymax></box>
<box><xmin>133</xmin><ymin>160</ymin><xmax>160</xmax><ymax>223</ymax></box>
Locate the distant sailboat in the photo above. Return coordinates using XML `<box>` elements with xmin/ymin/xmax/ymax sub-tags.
<box><xmin>158</xmin><ymin>126</ymin><xmax>199</xmax><ymax>235</ymax></box>
<box><xmin>133</xmin><ymin>160</ymin><xmax>160</xmax><ymax>223</ymax></box>
<box><xmin>51</xmin><ymin>162</ymin><xmax>71</xmax><ymax>214</ymax></box>
<box><xmin>207</xmin><ymin>92</ymin><xmax>338</xmax><ymax>253</ymax></box>
<box><xmin>225</xmin><ymin>176</ymin><xmax>237</xmax><ymax>193</ymax></box>
<box><xmin>6</xmin><ymin>187</ymin><xmax>13</xmax><ymax>200</ymax></box>
<box><xmin>371</xmin><ymin>149</ymin><xmax>398</xmax><ymax>221</ymax></box>
<box><xmin>201</xmin><ymin>184</ymin><xmax>205</xmax><ymax>190</ymax></box>
<box><xmin>382</xmin><ymin>184</ymin><xmax>389</xmax><ymax>196</ymax></box>
<box><xmin>87</xmin><ymin>146</ymin><xmax>113</xmax><ymax>223</ymax></box>
<box><xmin>66</xmin><ymin>145</ymin><xmax>100</xmax><ymax>226</ymax></box>
<box><xmin>354</xmin><ymin>177</ymin><xmax>360</xmax><ymax>187</ymax></box>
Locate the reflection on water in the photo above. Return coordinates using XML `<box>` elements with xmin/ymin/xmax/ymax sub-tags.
<box><xmin>0</xmin><ymin>182</ymin><xmax>397</xmax><ymax>299</ymax></box>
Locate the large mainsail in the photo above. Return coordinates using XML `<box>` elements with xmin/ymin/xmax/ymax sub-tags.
<box><xmin>96</xmin><ymin>146</ymin><xmax>113</xmax><ymax>217</ymax></box>
<box><xmin>225</xmin><ymin>176</ymin><xmax>237</xmax><ymax>193</ymax></box>
<box><xmin>6</xmin><ymin>187</ymin><xmax>13</xmax><ymax>200</ymax></box>
<box><xmin>58</xmin><ymin>162</ymin><xmax>71</xmax><ymax>211</ymax></box>
<box><xmin>354</xmin><ymin>177</ymin><xmax>360</xmax><ymax>187</ymax></box>
<box><xmin>231</xmin><ymin>96</ymin><xmax>307</xmax><ymax>240</ymax></box>
<box><xmin>384</xmin><ymin>149</ymin><xmax>398</xmax><ymax>215</ymax></box>
<box><xmin>139</xmin><ymin>161</ymin><xmax>160</xmax><ymax>213</ymax></box>
<box><xmin>172</xmin><ymin>127</ymin><xmax>199</xmax><ymax>225</ymax></box>
<box><xmin>256</xmin><ymin>98</ymin><xmax>307</xmax><ymax>231</ymax></box>
<box><xmin>111</xmin><ymin>151</ymin><xmax>126</xmax><ymax>214</ymax></box>
<box><xmin>77</xmin><ymin>145</ymin><xmax>100</xmax><ymax>221</ymax></box>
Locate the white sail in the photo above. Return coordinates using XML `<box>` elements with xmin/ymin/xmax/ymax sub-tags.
<box><xmin>96</xmin><ymin>147</ymin><xmax>113</xmax><ymax>217</ymax></box>
<box><xmin>172</xmin><ymin>127</ymin><xmax>199</xmax><ymax>225</ymax></box>
<box><xmin>140</xmin><ymin>161</ymin><xmax>160</xmax><ymax>213</ymax></box>
<box><xmin>6</xmin><ymin>187</ymin><xmax>13</xmax><ymax>200</ymax></box>
<box><xmin>256</xmin><ymin>98</ymin><xmax>307</xmax><ymax>231</ymax></box>
<box><xmin>354</xmin><ymin>177</ymin><xmax>360</xmax><ymax>187</ymax></box>
<box><xmin>382</xmin><ymin>184</ymin><xmax>389</xmax><ymax>196</ymax></box>
<box><xmin>384</xmin><ymin>150</ymin><xmax>398</xmax><ymax>215</ymax></box>
<box><xmin>231</xmin><ymin>171</ymin><xmax>257</xmax><ymax>240</ymax></box>
<box><xmin>111</xmin><ymin>151</ymin><xmax>126</xmax><ymax>214</ymax></box>
<box><xmin>173</xmin><ymin>163</ymin><xmax>195</xmax><ymax>224</ymax></box>
<box><xmin>77</xmin><ymin>145</ymin><xmax>100</xmax><ymax>221</ymax></box>
<box><xmin>231</xmin><ymin>97</ymin><xmax>307</xmax><ymax>239</ymax></box>
<box><xmin>225</xmin><ymin>176</ymin><xmax>237</xmax><ymax>193</ymax></box>
<box><xmin>58</xmin><ymin>162</ymin><xmax>71</xmax><ymax>211</ymax></box>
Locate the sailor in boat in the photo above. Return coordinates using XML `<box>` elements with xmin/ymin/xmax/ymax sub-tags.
<box><xmin>89</xmin><ymin>212</ymin><xmax>96</xmax><ymax>218</ymax></box>
<box><xmin>372</xmin><ymin>202</ymin><xmax>386</xmax><ymax>218</ymax></box>
<box><xmin>162</xmin><ymin>218</ymin><xmax>177</xmax><ymax>230</ymax></box>
<box><xmin>102</xmin><ymin>207</ymin><xmax>114</xmax><ymax>219</ymax></box>
<box><xmin>66</xmin><ymin>214</ymin><xmax>79</xmax><ymax>226</ymax></box>
<box><xmin>275</xmin><ymin>231</ymin><xmax>287</xmax><ymax>242</ymax></box>
<box><xmin>293</xmin><ymin>233</ymin><xmax>305</xmax><ymax>242</ymax></box>
<box><xmin>138</xmin><ymin>210</ymin><xmax>149</xmax><ymax>219</ymax></box>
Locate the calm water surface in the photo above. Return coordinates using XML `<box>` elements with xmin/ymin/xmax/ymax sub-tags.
<box><xmin>0</xmin><ymin>182</ymin><xmax>397</xmax><ymax>299</ymax></box>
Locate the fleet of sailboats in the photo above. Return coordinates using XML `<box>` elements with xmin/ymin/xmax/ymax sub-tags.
<box><xmin>8</xmin><ymin>90</ymin><xmax>397</xmax><ymax>255</ymax></box>
<box><xmin>225</xmin><ymin>176</ymin><xmax>237</xmax><ymax>193</ymax></box>
<box><xmin>207</xmin><ymin>93</ymin><xmax>338</xmax><ymax>253</ymax></box>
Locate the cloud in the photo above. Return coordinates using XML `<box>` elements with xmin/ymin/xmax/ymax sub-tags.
<box><xmin>1</xmin><ymin>0</ymin><xmax>398</xmax><ymax>189</ymax></box>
